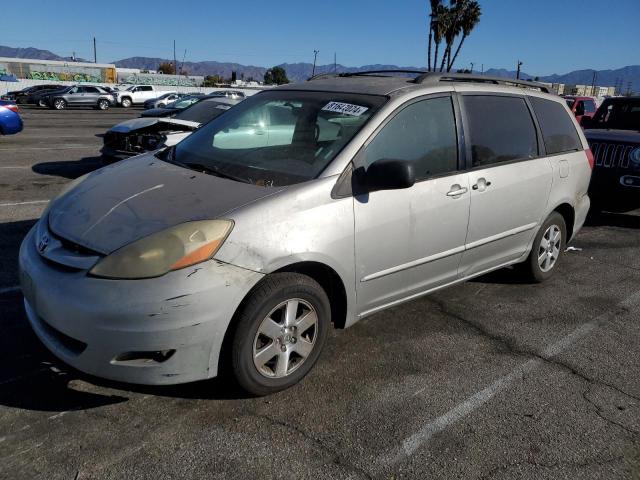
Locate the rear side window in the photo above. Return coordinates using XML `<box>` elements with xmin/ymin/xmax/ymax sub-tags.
<box><xmin>138</xmin><ymin>86</ymin><xmax>153</xmax><ymax>92</ymax></box>
<box><xmin>363</xmin><ymin>96</ymin><xmax>458</xmax><ymax>180</ymax></box>
<box><xmin>529</xmin><ymin>97</ymin><xmax>582</xmax><ymax>154</ymax></box>
<box><xmin>584</xmin><ymin>100</ymin><xmax>596</xmax><ymax>113</ymax></box>
<box><xmin>462</xmin><ymin>95</ymin><xmax>538</xmax><ymax>167</ymax></box>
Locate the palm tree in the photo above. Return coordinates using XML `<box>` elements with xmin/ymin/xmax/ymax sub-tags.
<box><xmin>447</xmin><ymin>1</ymin><xmax>482</xmax><ymax>72</ymax></box>
<box><xmin>432</xmin><ymin>4</ymin><xmax>448</xmax><ymax>73</ymax></box>
<box><xmin>427</xmin><ymin>0</ymin><xmax>442</xmax><ymax>71</ymax></box>
<box><xmin>440</xmin><ymin>4</ymin><xmax>461</xmax><ymax>72</ymax></box>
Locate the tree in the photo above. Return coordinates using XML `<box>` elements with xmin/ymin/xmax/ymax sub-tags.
<box><xmin>426</xmin><ymin>0</ymin><xmax>482</xmax><ymax>73</ymax></box>
<box><xmin>446</xmin><ymin>0</ymin><xmax>482</xmax><ymax>72</ymax></box>
<box><xmin>202</xmin><ymin>74</ymin><xmax>226</xmax><ymax>87</ymax></box>
<box><xmin>158</xmin><ymin>62</ymin><xmax>175</xmax><ymax>75</ymax></box>
<box><xmin>264</xmin><ymin>66</ymin><xmax>289</xmax><ymax>85</ymax></box>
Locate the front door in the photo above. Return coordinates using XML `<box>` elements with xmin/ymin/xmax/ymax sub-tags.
<box><xmin>457</xmin><ymin>94</ymin><xmax>553</xmax><ymax>277</ymax></box>
<box><xmin>353</xmin><ymin>94</ymin><xmax>470</xmax><ymax>316</ymax></box>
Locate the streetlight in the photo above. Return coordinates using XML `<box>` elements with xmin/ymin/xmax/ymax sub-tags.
<box><xmin>312</xmin><ymin>50</ymin><xmax>319</xmax><ymax>77</ymax></box>
<box><xmin>516</xmin><ymin>60</ymin><xmax>523</xmax><ymax>80</ymax></box>
<box><xmin>470</xmin><ymin>62</ymin><xmax>474</xmax><ymax>74</ymax></box>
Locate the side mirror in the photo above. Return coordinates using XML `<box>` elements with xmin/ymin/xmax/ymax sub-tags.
<box><xmin>365</xmin><ymin>159</ymin><xmax>416</xmax><ymax>191</ymax></box>
<box><xmin>580</xmin><ymin>116</ymin><xmax>593</xmax><ymax>128</ymax></box>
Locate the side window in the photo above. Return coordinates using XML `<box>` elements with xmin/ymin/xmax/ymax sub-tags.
<box><xmin>139</xmin><ymin>86</ymin><xmax>153</xmax><ymax>92</ymax></box>
<box><xmin>362</xmin><ymin>96</ymin><xmax>458</xmax><ymax>180</ymax></box>
<box><xmin>584</xmin><ymin>100</ymin><xmax>596</xmax><ymax>113</ymax></box>
<box><xmin>84</xmin><ymin>87</ymin><xmax>99</xmax><ymax>93</ymax></box>
<box><xmin>529</xmin><ymin>97</ymin><xmax>582</xmax><ymax>155</ymax></box>
<box><xmin>462</xmin><ymin>95</ymin><xmax>538</xmax><ymax>167</ymax></box>
<box><xmin>69</xmin><ymin>87</ymin><xmax>79</xmax><ymax>94</ymax></box>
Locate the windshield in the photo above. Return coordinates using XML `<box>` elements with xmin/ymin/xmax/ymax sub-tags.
<box><xmin>166</xmin><ymin>90</ymin><xmax>386</xmax><ymax>186</ymax></box>
<box><xmin>589</xmin><ymin>99</ymin><xmax>640</xmax><ymax>131</ymax></box>
<box><xmin>166</xmin><ymin>96</ymin><xmax>201</xmax><ymax>109</ymax></box>
<box><xmin>174</xmin><ymin>99</ymin><xmax>235</xmax><ymax>123</ymax></box>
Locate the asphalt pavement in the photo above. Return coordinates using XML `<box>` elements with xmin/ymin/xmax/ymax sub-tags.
<box><xmin>0</xmin><ymin>106</ymin><xmax>639</xmax><ymax>480</ymax></box>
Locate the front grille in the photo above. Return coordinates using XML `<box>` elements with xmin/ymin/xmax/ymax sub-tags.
<box><xmin>588</xmin><ymin>142</ymin><xmax>634</xmax><ymax>169</ymax></box>
<box><xmin>103</xmin><ymin>131</ymin><xmax>129</xmax><ymax>152</ymax></box>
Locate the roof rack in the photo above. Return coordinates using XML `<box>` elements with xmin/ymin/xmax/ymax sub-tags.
<box><xmin>308</xmin><ymin>70</ymin><xmax>426</xmax><ymax>81</ymax></box>
<box><xmin>414</xmin><ymin>72</ymin><xmax>550</xmax><ymax>93</ymax></box>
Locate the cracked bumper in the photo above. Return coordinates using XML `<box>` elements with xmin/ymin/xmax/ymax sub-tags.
<box><xmin>19</xmin><ymin>226</ymin><xmax>264</xmax><ymax>385</ymax></box>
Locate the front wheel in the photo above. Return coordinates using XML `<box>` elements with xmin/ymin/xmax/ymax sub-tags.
<box><xmin>97</xmin><ymin>99</ymin><xmax>110</xmax><ymax>110</ymax></box>
<box><xmin>230</xmin><ymin>273</ymin><xmax>330</xmax><ymax>396</ymax></box>
<box><xmin>52</xmin><ymin>98</ymin><xmax>66</xmax><ymax>110</ymax></box>
<box><xmin>521</xmin><ymin>212</ymin><xmax>567</xmax><ymax>283</ymax></box>
<box><xmin>120</xmin><ymin>97</ymin><xmax>132</xmax><ymax>108</ymax></box>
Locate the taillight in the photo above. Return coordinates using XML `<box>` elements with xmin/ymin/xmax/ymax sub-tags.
<box><xmin>5</xmin><ymin>104</ymin><xmax>19</xmax><ymax>113</ymax></box>
<box><xmin>585</xmin><ymin>148</ymin><xmax>594</xmax><ymax>169</ymax></box>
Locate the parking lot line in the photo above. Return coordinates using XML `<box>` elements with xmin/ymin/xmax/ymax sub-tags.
<box><xmin>376</xmin><ymin>289</ymin><xmax>640</xmax><ymax>469</ymax></box>
<box><xmin>0</xmin><ymin>200</ymin><xmax>49</xmax><ymax>208</ymax></box>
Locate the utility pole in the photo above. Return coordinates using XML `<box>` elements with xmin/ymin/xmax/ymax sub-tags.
<box><xmin>516</xmin><ymin>60</ymin><xmax>523</xmax><ymax>80</ymax></box>
<box><xmin>173</xmin><ymin>40</ymin><xmax>177</xmax><ymax>75</ymax></box>
<box><xmin>93</xmin><ymin>37</ymin><xmax>97</xmax><ymax>63</ymax></box>
<box><xmin>481</xmin><ymin>63</ymin><xmax>484</xmax><ymax>75</ymax></box>
<box><xmin>590</xmin><ymin>71</ymin><xmax>597</xmax><ymax>97</ymax></box>
<box><xmin>334</xmin><ymin>52</ymin><xmax>337</xmax><ymax>73</ymax></box>
<box><xmin>312</xmin><ymin>50</ymin><xmax>319</xmax><ymax>77</ymax></box>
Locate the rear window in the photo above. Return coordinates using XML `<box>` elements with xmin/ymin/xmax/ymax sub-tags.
<box><xmin>462</xmin><ymin>95</ymin><xmax>538</xmax><ymax>167</ymax></box>
<box><xmin>529</xmin><ymin>97</ymin><xmax>582</xmax><ymax>154</ymax></box>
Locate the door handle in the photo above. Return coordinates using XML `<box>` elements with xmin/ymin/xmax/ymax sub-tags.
<box><xmin>472</xmin><ymin>178</ymin><xmax>492</xmax><ymax>191</ymax></box>
<box><xmin>446</xmin><ymin>186</ymin><xmax>468</xmax><ymax>197</ymax></box>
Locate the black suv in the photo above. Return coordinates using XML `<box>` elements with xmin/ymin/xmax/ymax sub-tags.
<box><xmin>582</xmin><ymin>97</ymin><xmax>640</xmax><ymax>211</ymax></box>
<box><xmin>2</xmin><ymin>84</ymin><xmax>64</xmax><ymax>104</ymax></box>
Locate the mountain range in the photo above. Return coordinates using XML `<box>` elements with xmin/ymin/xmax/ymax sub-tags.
<box><xmin>1</xmin><ymin>45</ymin><xmax>638</xmax><ymax>92</ymax></box>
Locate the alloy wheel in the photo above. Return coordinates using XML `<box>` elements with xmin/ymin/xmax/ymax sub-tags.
<box><xmin>538</xmin><ymin>224</ymin><xmax>561</xmax><ymax>272</ymax></box>
<box><xmin>252</xmin><ymin>298</ymin><xmax>318</xmax><ymax>378</ymax></box>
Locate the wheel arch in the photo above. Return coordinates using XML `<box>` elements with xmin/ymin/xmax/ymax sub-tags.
<box><xmin>552</xmin><ymin>202</ymin><xmax>575</xmax><ymax>241</ymax></box>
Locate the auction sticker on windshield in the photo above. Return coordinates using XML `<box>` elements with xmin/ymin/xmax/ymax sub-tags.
<box><xmin>321</xmin><ymin>102</ymin><xmax>369</xmax><ymax>116</ymax></box>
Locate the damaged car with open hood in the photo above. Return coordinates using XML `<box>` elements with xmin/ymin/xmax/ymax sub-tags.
<box><xmin>100</xmin><ymin>96</ymin><xmax>241</xmax><ymax>161</ymax></box>
<box><xmin>19</xmin><ymin>72</ymin><xmax>592</xmax><ymax>395</ymax></box>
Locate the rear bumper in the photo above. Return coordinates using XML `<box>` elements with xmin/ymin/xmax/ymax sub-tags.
<box><xmin>19</xmin><ymin>225</ymin><xmax>264</xmax><ymax>385</ymax></box>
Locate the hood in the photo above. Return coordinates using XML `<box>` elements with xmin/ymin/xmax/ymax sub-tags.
<box><xmin>109</xmin><ymin>117</ymin><xmax>199</xmax><ymax>134</ymax></box>
<box><xmin>48</xmin><ymin>154</ymin><xmax>284</xmax><ymax>254</ymax></box>
<box><xmin>584</xmin><ymin>129</ymin><xmax>640</xmax><ymax>143</ymax></box>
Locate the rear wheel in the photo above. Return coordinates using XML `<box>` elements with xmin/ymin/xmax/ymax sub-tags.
<box><xmin>230</xmin><ymin>273</ymin><xmax>330</xmax><ymax>396</ymax></box>
<box><xmin>521</xmin><ymin>212</ymin><xmax>566</xmax><ymax>283</ymax></box>
<box><xmin>52</xmin><ymin>98</ymin><xmax>66</xmax><ymax>110</ymax></box>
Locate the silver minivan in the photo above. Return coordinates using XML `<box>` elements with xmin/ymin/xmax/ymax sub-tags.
<box><xmin>19</xmin><ymin>72</ymin><xmax>593</xmax><ymax>395</ymax></box>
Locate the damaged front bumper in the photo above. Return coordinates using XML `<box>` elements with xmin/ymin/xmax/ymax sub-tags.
<box><xmin>19</xmin><ymin>225</ymin><xmax>264</xmax><ymax>385</ymax></box>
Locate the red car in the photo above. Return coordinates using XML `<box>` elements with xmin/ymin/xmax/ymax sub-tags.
<box><xmin>563</xmin><ymin>96</ymin><xmax>597</xmax><ymax>124</ymax></box>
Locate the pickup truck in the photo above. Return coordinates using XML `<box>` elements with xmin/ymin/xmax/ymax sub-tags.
<box><xmin>115</xmin><ymin>85</ymin><xmax>173</xmax><ymax>108</ymax></box>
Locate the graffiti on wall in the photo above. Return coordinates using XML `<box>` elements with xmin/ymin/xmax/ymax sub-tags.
<box><xmin>28</xmin><ymin>71</ymin><xmax>102</xmax><ymax>82</ymax></box>
<box><xmin>118</xmin><ymin>73</ymin><xmax>202</xmax><ymax>87</ymax></box>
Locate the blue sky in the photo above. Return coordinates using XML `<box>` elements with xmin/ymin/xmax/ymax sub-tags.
<box><xmin>2</xmin><ymin>0</ymin><xmax>638</xmax><ymax>75</ymax></box>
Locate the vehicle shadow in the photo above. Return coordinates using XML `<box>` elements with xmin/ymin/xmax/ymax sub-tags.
<box><xmin>32</xmin><ymin>156</ymin><xmax>104</xmax><ymax>180</ymax></box>
<box><xmin>469</xmin><ymin>266</ymin><xmax>531</xmax><ymax>285</ymax></box>
<box><xmin>585</xmin><ymin>209</ymin><xmax>640</xmax><ymax>229</ymax></box>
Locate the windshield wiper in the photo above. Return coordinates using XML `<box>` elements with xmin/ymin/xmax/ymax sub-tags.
<box><xmin>183</xmin><ymin>162</ymin><xmax>250</xmax><ymax>183</ymax></box>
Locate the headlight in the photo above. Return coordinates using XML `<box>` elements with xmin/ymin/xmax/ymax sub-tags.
<box><xmin>89</xmin><ymin>220</ymin><xmax>234</xmax><ymax>279</ymax></box>
<box><xmin>630</xmin><ymin>147</ymin><xmax>640</xmax><ymax>168</ymax></box>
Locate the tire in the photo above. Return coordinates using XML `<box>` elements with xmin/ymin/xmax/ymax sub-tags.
<box><xmin>120</xmin><ymin>97</ymin><xmax>132</xmax><ymax>108</ymax></box>
<box><xmin>521</xmin><ymin>212</ymin><xmax>567</xmax><ymax>283</ymax></box>
<box><xmin>52</xmin><ymin>98</ymin><xmax>66</xmax><ymax>110</ymax></box>
<box><xmin>37</xmin><ymin>98</ymin><xmax>47</xmax><ymax>107</ymax></box>
<box><xmin>157</xmin><ymin>103</ymin><xmax>165</xmax><ymax>108</ymax></box>
<box><xmin>97</xmin><ymin>99</ymin><xmax>110</xmax><ymax>110</ymax></box>
<box><xmin>230</xmin><ymin>272</ymin><xmax>330</xmax><ymax>396</ymax></box>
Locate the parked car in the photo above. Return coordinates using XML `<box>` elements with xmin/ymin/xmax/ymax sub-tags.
<box><xmin>0</xmin><ymin>100</ymin><xmax>23</xmax><ymax>135</ymax></box>
<box><xmin>563</xmin><ymin>96</ymin><xmax>597</xmax><ymax>124</ymax></box>
<box><xmin>31</xmin><ymin>86</ymin><xmax>70</xmax><ymax>107</ymax></box>
<box><xmin>143</xmin><ymin>92</ymin><xmax>188</xmax><ymax>110</ymax></box>
<box><xmin>208</xmin><ymin>90</ymin><xmax>246</xmax><ymax>99</ymax></box>
<box><xmin>114</xmin><ymin>85</ymin><xmax>164</xmax><ymax>108</ymax></box>
<box><xmin>19</xmin><ymin>73</ymin><xmax>592</xmax><ymax>395</ymax></box>
<box><xmin>42</xmin><ymin>85</ymin><xmax>116</xmax><ymax>110</ymax></box>
<box><xmin>102</xmin><ymin>97</ymin><xmax>241</xmax><ymax>161</ymax></box>
<box><xmin>2</xmin><ymin>84</ymin><xmax>63</xmax><ymax>104</ymax></box>
<box><xmin>581</xmin><ymin>96</ymin><xmax>640</xmax><ymax>211</ymax></box>
<box><xmin>140</xmin><ymin>95</ymin><xmax>205</xmax><ymax>118</ymax></box>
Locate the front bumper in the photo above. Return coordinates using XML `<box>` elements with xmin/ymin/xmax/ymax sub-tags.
<box><xmin>19</xmin><ymin>225</ymin><xmax>264</xmax><ymax>385</ymax></box>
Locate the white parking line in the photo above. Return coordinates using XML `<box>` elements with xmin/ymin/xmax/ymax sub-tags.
<box><xmin>376</xmin><ymin>289</ymin><xmax>640</xmax><ymax>469</ymax></box>
<box><xmin>0</xmin><ymin>166</ymin><xmax>30</xmax><ymax>169</ymax></box>
<box><xmin>0</xmin><ymin>200</ymin><xmax>49</xmax><ymax>208</ymax></box>
<box><xmin>0</xmin><ymin>146</ymin><xmax>95</xmax><ymax>151</ymax></box>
